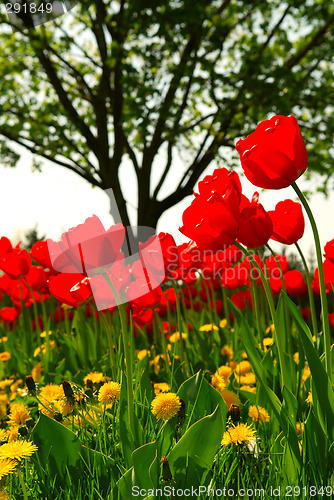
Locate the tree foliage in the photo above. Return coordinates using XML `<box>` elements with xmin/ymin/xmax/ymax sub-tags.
<box><xmin>0</xmin><ymin>0</ymin><xmax>333</xmax><ymax>229</ymax></box>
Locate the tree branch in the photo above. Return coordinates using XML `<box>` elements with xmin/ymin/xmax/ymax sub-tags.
<box><xmin>285</xmin><ymin>12</ymin><xmax>334</xmax><ymax>70</ymax></box>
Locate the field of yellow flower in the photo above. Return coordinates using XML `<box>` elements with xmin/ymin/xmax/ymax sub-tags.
<box><xmin>0</xmin><ymin>115</ymin><xmax>334</xmax><ymax>499</ymax></box>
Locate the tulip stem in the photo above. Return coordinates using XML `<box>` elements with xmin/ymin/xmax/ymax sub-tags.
<box><xmin>102</xmin><ymin>272</ymin><xmax>135</xmax><ymax>445</ymax></box>
<box><xmin>292</xmin><ymin>182</ymin><xmax>332</xmax><ymax>380</ymax></box>
<box><xmin>235</xmin><ymin>242</ymin><xmax>286</xmax><ymax>389</ymax></box>
<box><xmin>294</xmin><ymin>241</ymin><xmax>318</xmax><ymax>337</ymax></box>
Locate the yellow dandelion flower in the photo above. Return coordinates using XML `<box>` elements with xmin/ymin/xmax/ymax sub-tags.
<box><xmin>0</xmin><ymin>337</ymin><xmax>8</xmax><ymax>343</ymax></box>
<box><xmin>136</xmin><ymin>349</ymin><xmax>151</xmax><ymax>360</ymax></box>
<box><xmin>262</xmin><ymin>337</ymin><xmax>274</xmax><ymax>352</ymax></box>
<box><xmin>302</xmin><ymin>365</ymin><xmax>311</xmax><ymax>383</ymax></box>
<box><xmin>0</xmin><ymin>429</ymin><xmax>7</xmax><ymax>441</ymax></box>
<box><xmin>293</xmin><ymin>352</ymin><xmax>299</xmax><ymax>364</ymax></box>
<box><xmin>306</xmin><ymin>391</ymin><xmax>313</xmax><ymax>404</ymax></box>
<box><xmin>169</xmin><ymin>332</ymin><xmax>188</xmax><ymax>343</ymax></box>
<box><xmin>241</xmin><ymin>352</ymin><xmax>248</xmax><ymax>359</ymax></box>
<box><xmin>0</xmin><ymin>490</ymin><xmax>11</xmax><ymax>500</ymax></box>
<box><xmin>296</xmin><ymin>422</ymin><xmax>304</xmax><ymax>435</ymax></box>
<box><xmin>249</xmin><ymin>405</ymin><xmax>270</xmax><ymax>423</ymax></box>
<box><xmin>151</xmin><ymin>392</ymin><xmax>181</xmax><ymax>421</ymax></box>
<box><xmin>40</xmin><ymin>384</ymin><xmax>63</xmax><ymax>401</ymax></box>
<box><xmin>217</xmin><ymin>365</ymin><xmax>232</xmax><ymax>381</ymax></box>
<box><xmin>229</xmin><ymin>360</ymin><xmax>238</xmax><ymax>371</ymax></box>
<box><xmin>98</xmin><ymin>381</ymin><xmax>121</xmax><ymax>405</ymax></box>
<box><xmin>0</xmin><ymin>379</ymin><xmax>14</xmax><ymax>390</ymax></box>
<box><xmin>8</xmin><ymin>403</ymin><xmax>30</xmax><ymax>427</ymax></box>
<box><xmin>219</xmin><ymin>319</ymin><xmax>227</xmax><ymax>329</ymax></box>
<box><xmin>225</xmin><ymin>423</ymin><xmax>256</xmax><ymax>446</ymax></box>
<box><xmin>31</xmin><ymin>362</ymin><xmax>43</xmax><ymax>382</ymax></box>
<box><xmin>7</xmin><ymin>427</ymin><xmax>18</xmax><ymax>442</ymax></box>
<box><xmin>221</xmin><ymin>430</ymin><xmax>233</xmax><ymax>447</ymax></box>
<box><xmin>221</xmin><ymin>345</ymin><xmax>234</xmax><ymax>360</ymax></box>
<box><xmin>211</xmin><ymin>374</ymin><xmax>226</xmax><ymax>393</ymax></box>
<box><xmin>0</xmin><ymin>458</ymin><xmax>18</xmax><ymax>480</ymax></box>
<box><xmin>83</xmin><ymin>372</ymin><xmax>105</xmax><ymax>385</ymax></box>
<box><xmin>220</xmin><ymin>389</ymin><xmax>239</xmax><ymax>410</ymax></box>
<box><xmin>153</xmin><ymin>383</ymin><xmax>170</xmax><ymax>394</ymax></box>
<box><xmin>0</xmin><ymin>353</ymin><xmax>11</xmax><ymax>362</ymax></box>
<box><xmin>236</xmin><ymin>372</ymin><xmax>256</xmax><ymax>386</ymax></box>
<box><xmin>40</xmin><ymin>330</ymin><xmax>52</xmax><ymax>338</ymax></box>
<box><xmin>240</xmin><ymin>385</ymin><xmax>256</xmax><ymax>393</ymax></box>
<box><xmin>266</xmin><ymin>324</ymin><xmax>275</xmax><ymax>334</ymax></box>
<box><xmin>235</xmin><ymin>360</ymin><xmax>252</xmax><ymax>375</ymax></box>
<box><xmin>0</xmin><ymin>441</ymin><xmax>38</xmax><ymax>461</ymax></box>
<box><xmin>199</xmin><ymin>324</ymin><xmax>219</xmax><ymax>332</ymax></box>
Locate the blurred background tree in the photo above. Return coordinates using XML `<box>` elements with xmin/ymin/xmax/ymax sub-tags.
<box><xmin>0</xmin><ymin>0</ymin><xmax>333</xmax><ymax>231</ymax></box>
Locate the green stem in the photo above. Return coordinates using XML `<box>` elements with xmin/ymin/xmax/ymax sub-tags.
<box><xmin>265</xmin><ymin>244</ymin><xmax>287</xmax><ymax>294</ymax></box>
<box><xmin>102</xmin><ymin>273</ymin><xmax>135</xmax><ymax>443</ymax></box>
<box><xmin>294</xmin><ymin>241</ymin><xmax>318</xmax><ymax>337</ymax></box>
<box><xmin>235</xmin><ymin>242</ymin><xmax>286</xmax><ymax>388</ymax></box>
<box><xmin>171</xmin><ymin>279</ymin><xmax>191</xmax><ymax>376</ymax></box>
<box><xmin>292</xmin><ymin>182</ymin><xmax>331</xmax><ymax>379</ymax></box>
<box><xmin>221</xmin><ymin>285</ymin><xmax>230</xmax><ymax>328</ymax></box>
<box><xmin>17</xmin><ymin>466</ymin><xmax>29</xmax><ymax>500</ymax></box>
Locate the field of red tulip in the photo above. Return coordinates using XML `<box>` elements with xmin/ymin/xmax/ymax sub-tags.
<box><xmin>0</xmin><ymin>115</ymin><xmax>333</xmax><ymax>499</ymax></box>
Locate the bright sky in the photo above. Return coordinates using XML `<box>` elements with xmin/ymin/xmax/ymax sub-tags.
<box><xmin>1</xmin><ymin>146</ymin><xmax>333</xmax><ymax>267</ymax></box>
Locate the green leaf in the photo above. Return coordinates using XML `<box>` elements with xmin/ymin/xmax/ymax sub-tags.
<box><xmin>168</xmin><ymin>405</ymin><xmax>224</xmax><ymax>489</ymax></box>
<box><xmin>283</xmin><ymin>292</ymin><xmax>334</xmax><ymax>442</ymax></box>
<box><xmin>177</xmin><ymin>371</ymin><xmax>227</xmax><ymax>426</ymax></box>
<box><xmin>31</xmin><ymin>413</ymin><xmax>114</xmax><ymax>495</ymax></box>
<box><xmin>132</xmin><ymin>441</ymin><xmax>159</xmax><ymax>490</ymax></box>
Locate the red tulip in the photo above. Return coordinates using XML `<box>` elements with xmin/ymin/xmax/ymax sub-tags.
<box><xmin>219</xmin><ymin>244</ymin><xmax>242</xmax><ymax>263</ymax></box>
<box><xmin>268</xmin><ymin>200</ymin><xmax>304</xmax><ymax>245</ymax></box>
<box><xmin>0</xmin><ymin>306</ymin><xmax>19</xmax><ymax>322</ymax></box>
<box><xmin>70</xmin><ymin>277</ymin><xmax>93</xmax><ymax>305</ymax></box>
<box><xmin>179</xmin><ymin>168</ymin><xmax>241</xmax><ymax>252</ymax></box>
<box><xmin>126</xmin><ymin>278</ymin><xmax>162</xmax><ymax>311</ymax></box>
<box><xmin>25</xmin><ymin>265</ymin><xmax>48</xmax><ymax>292</ymax></box>
<box><xmin>48</xmin><ymin>215</ymin><xmax>125</xmax><ymax>276</ymax></box>
<box><xmin>328</xmin><ymin>312</ymin><xmax>334</xmax><ymax>328</ymax></box>
<box><xmin>324</xmin><ymin>239</ymin><xmax>334</xmax><ymax>265</ymax></box>
<box><xmin>236</xmin><ymin>115</ymin><xmax>307</xmax><ymax>189</ymax></box>
<box><xmin>237</xmin><ymin>192</ymin><xmax>273</xmax><ymax>248</ymax></box>
<box><xmin>231</xmin><ymin>290</ymin><xmax>253</xmax><ymax>310</ymax></box>
<box><xmin>0</xmin><ymin>248</ymin><xmax>32</xmax><ymax>279</ymax></box>
<box><xmin>301</xmin><ymin>307</ymin><xmax>312</xmax><ymax>323</ymax></box>
<box><xmin>265</xmin><ymin>255</ymin><xmax>289</xmax><ymax>278</ymax></box>
<box><xmin>284</xmin><ymin>270</ymin><xmax>307</xmax><ymax>297</ymax></box>
<box><xmin>49</xmin><ymin>273</ymin><xmax>87</xmax><ymax>306</ymax></box>
<box><xmin>158</xmin><ymin>232</ymin><xmax>179</xmax><ymax>275</ymax></box>
<box><xmin>222</xmin><ymin>263</ymin><xmax>249</xmax><ymax>290</ymax></box>
<box><xmin>314</xmin><ymin>259</ymin><xmax>334</xmax><ymax>294</ymax></box>
<box><xmin>0</xmin><ymin>237</ymin><xmax>12</xmax><ymax>258</ymax></box>
<box><xmin>170</xmin><ymin>241</ymin><xmax>202</xmax><ymax>281</ymax></box>
<box><xmin>0</xmin><ymin>274</ymin><xmax>12</xmax><ymax>293</ymax></box>
<box><xmin>31</xmin><ymin>241</ymin><xmax>55</xmax><ymax>272</ymax></box>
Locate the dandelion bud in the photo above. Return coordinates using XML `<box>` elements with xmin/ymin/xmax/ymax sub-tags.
<box><xmin>160</xmin><ymin>456</ymin><xmax>173</xmax><ymax>482</ymax></box>
<box><xmin>25</xmin><ymin>375</ymin><xmax>36</xmax><ymax>392</ymax></box>
<box><xmin>25</xmin><ymin>418</ymin><xmax>35</xmax><ymax>429</ymax></box>
<box><xmin>62</xmin><ymin>380</ymin><xmax>74</xmax><ymax>398</ymax></box>
<box><xmin>229</xmin><ymin>404</ymin><xmax>241</xmax><ymax>423</ymax></box>
<box><xmin>18</xmin><ymin>426</ymin><xmax>28</xmax><ymax>436</ymax></box>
